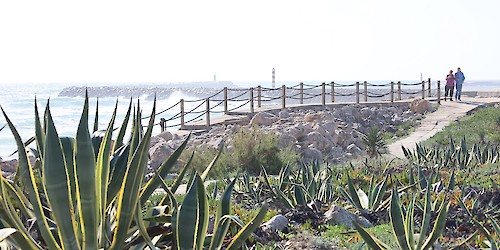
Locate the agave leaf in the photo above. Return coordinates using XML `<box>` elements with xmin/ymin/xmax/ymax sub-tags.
<box><xmin>106</xmin><ymin>144</ymin><xmax>130</xmax><ymax>204</ymax></box>
<box><xmin>1</xmin><ymin>107</ymin><xmax>61</xmax><ymax>249</ymax></box>
<box><xmin>210</xmin><ymin>178</ymin><xmax>237</xmax><ymax>250</ymax></box>
<box><xmin>74</xmin><ymin>93</ymin><xmax>99</xmax><ymax>250</ymax></box>
<box><xmin>0</xmin><ymin>177</ymin><xmax>41</xmax><ymax>249</ymax></box>
<box><xmin>140</xmin><ymin>133</ymin><xmax>191</xmax><ymax>205</ymax></box>
<box><xmin>347</xmin><ymin>174</ymin><xmax>364</xmax><ymax>210</ymax></box>
<box><xmin>134</xmin><ymin>202</ymin><xmax>159</xmax><ymax>250</ymax></box>
<box><xmin>176</xmin><ymin>174</ymin><xmax>203</xmax><ymax>250</ymax></box>
<box><xmin>421</xmin><ymin>200</ymin><xmax>449</xmax><ymax>250</ymax></box>
<box><xmin>373</xmin><ymin>176</ymin><xmax>388</xmax><ymax>210</ymax></box>
<box><xmin>169</xmin><ymin>150</ymin><xmax>194</xmax><ymax>194</ymax></box>
<box><xmin>353</xmin><ymin>222</ymin><xmax>388</xmax><ymax>250</ymax></box>
<box><xmin>226</xmin><ymin>202</ymin><xmax>268</xmax><ymax>250</ymax></box>
<box><xmin>294</xmin><ymin>184</ymin><xmax>307</xmax><ymax>206</ymax></box>
<box><xmin>112</xmin><ymin>98</ymin><xmax>132</xmax><ymax>152</ymax></box>
<box><xmin>109</xmin><ymin>100</ymin><xmax>155</xmax><ymax>250</ymax></box>
<box><xmin>0</xmin><ymin>228</ymin><xmax>17</xmax><ymax>243</ymax></box>
<box><xmin>416</xmin><ymin>180</ymin><xmax>433</xmax><ymax>249</ymax></box>
<box><xmin>201</xmin><ymin>141</ymin><xmax>224</xmax><ymax>181</ymax></box>
<box><xmin>34</xmin><ymin>98</ymin><xmax>46</xmax><ymax>159</ymax></box>
<box><xmin>96</xmin><ymin>100</ymin><xmax>117</xmax><ymax>246</ymax></box>
<box><xmin>43</xmin><ymin>107</ymin><xmax>81</xmax><ymax>249</ymax></box>
<box><xmin>93</xmin><ymin>97</ymin><xmax>99</xmax><ymax>133</ymax></box>
<box><xmin>357</xmin><ymin>189</ymin><xmax>369</xmax><ymax>210</ymax></box>
<box><xmin>389</xmin><ymin>188</ymin><xmax>411</xmax><ymax>250</ymax></box>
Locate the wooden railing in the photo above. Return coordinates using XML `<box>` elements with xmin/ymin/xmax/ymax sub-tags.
<box><xmin>150</xmin><ymin>79</ymin><xmax>442</xmax><ymax>131</ymax></box>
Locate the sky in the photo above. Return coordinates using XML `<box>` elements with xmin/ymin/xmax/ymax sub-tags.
<box><xmin>0</xmin><ymin>0</ymin><xmax>499</xmax><ymax>85</ymax></box>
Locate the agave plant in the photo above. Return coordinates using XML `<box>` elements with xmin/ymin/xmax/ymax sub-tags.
<box><xmin>0</xmin><ymin>93</ymin><xmax>266</xmax><ymax>249</ymax></box>
<box><xmin>354</xmin><ymin>179</ymin><xmax>450</xmax><ymax>250</ymax></box>
<box><xmin>338</xmin><ymin>173</ymin><xmax>389</xmax><ymax>213</ymax></box>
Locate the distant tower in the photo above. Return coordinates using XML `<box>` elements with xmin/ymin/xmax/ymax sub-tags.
<box><xmin>272</xmin><ymin>68</ymin><xmax>275</xmax><ymax>88</ymax></box>
<box><xmin>214</xmin><ymin>74</ymin><xmax>217</xmax><ymax>82</ymax></box>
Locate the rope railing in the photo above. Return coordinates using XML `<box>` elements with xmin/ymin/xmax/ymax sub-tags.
<box><xmin>153</xmin><ymin>78</ymin><xmax>439</xmax><ymax>131</ymax></box>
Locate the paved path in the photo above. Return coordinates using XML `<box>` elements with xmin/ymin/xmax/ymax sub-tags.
<box><xmin>387</xmin><ymin>97</ymin><xmax>500</xmax><ymax>158</ymax></box>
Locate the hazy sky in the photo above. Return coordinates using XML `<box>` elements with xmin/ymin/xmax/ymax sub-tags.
<box><xmin>0</xmin><ymin>0</ymin><xmax>498</xmax><ymax>85</ymax></box>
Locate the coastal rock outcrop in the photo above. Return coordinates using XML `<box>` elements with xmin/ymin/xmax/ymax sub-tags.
<box><xmin>147</xmin><ymin>103</ymin><xmax>424</xmax><ymax>171</ymax></box>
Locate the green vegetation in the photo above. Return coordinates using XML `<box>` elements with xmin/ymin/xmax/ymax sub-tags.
<box><xmin>185</xmin><ymin>126</ymin><xmax>299</xmax><ymax>178</ymax></box>
<box><xmin>424</xmin><ymin>105</ymin><xmax>500</xmax><ymax>146</ymax></box>
<box><xmin>361</xmin><ymin>126</ymin><xmax>388</xmax><ymax>158</ymax></box>
<box><xmin>0</xmin><ymin>99</ymin><xmax>498</xmax><ymax>249</ymax></box>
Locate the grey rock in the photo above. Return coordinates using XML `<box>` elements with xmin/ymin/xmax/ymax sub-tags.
<box><xmin>324</xmin><ymin>205</ymin><xmax>373</xmax><ymax>229</ymax></box>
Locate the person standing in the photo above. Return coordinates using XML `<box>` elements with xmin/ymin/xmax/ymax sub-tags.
<box><xmin>445</xmin><ymin>70</ymin><xmax>456</xmax><ymax>101</ymax></box>
<box><xmin>454</xmin><ymin>67</ymin><xmax>465</xmax><ymax>101</ymax></box>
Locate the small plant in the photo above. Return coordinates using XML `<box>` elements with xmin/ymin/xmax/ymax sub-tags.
<box><xmin>338</xmin><ymin>173</ymin><xmax>389</xmax><ymax>213</ymax></box>
<box><xmin>360</xmin><ymin>126</ymin><xmax>387</xmax><ymax>158</ymax></box>
<box><xmin>354</xmin><ymin>181</ymin><xmax>450</xmax><ymax>250</ymax></box>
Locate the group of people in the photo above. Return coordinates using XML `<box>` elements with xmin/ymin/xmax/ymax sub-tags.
<box><xmin>445</xmin><ymin>67</ymin><xmax>466</xmax><ymax>101</ymax></box>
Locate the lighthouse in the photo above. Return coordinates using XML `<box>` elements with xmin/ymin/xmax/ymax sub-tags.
<box><xmin>272</xmin><ymin>68</ymin><xmax>275</xmax><ymax>88</ymax></box>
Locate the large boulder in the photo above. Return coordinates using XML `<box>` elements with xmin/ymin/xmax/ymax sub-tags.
<box><xmin>149</xmin><ymin>140</ymin><xmax>173</xmax><ymax>169</ymax></box>
<box><xmin>260</xmin><ymin>214</ymin><xmax>288</xmax><ymax>233</ymax></box>
<box><xmin>250</xmin><ymin>112</ymin><xmax>278</xmax><ymax>126</ymax></box>
<box><xmin>410</xmin><ymin>99</ymin><xmax>435</xmax><ymax>114</ymax></box>
<box><xmin>303</xmin><ymin>113</ymin><xmax>322</xmax><ymax>123</ymax></box>
<box><xmin>157</xmin><ymin>131</ymin><xmax>173</xmax><ymax>142</ymax></box>
<box><xmin>324</xmin><ymin>205</ymin><xmax>373</xmax><ymax>229</ymax></box>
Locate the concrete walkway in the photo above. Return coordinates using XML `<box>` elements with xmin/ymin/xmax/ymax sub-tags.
<box><xmin>387</xmin><ymin>97</ymin><xmax>500</xmax><ymax>158</ymax></box>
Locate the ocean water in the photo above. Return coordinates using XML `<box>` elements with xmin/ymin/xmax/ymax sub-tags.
<box><xmin>0</xmin><ymin>80</ymin><xmax>499</xmax><ymax>160</ymax></box>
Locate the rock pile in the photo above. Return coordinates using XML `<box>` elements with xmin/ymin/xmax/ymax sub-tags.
<box><xmin>148</xmin><ymin>103</ymin><xmax>426</xmax><ymax>170</ymax></box>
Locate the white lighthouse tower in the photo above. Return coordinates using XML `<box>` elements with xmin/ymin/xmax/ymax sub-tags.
<box><xmin>272</xmin><ymin>68</ymin><xmax>275</xmax><ymax>88</ymax></box>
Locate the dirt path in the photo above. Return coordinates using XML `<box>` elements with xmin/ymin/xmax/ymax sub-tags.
<box><xmin>387</xmin><ymin>97</ymin><xmax>500</xmax><ymax>158</ymax></box>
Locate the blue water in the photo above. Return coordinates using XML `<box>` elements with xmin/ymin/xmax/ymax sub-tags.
<box><xmin>0</xmin><ymin>80</ymin><xmax>499</xmax><ymax>160</ymax></box>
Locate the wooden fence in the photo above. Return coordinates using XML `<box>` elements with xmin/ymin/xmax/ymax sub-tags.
<box><xmin>152</xmin><ymin>79</ymin><xmax>442</xmax><ymax>131</ymax></box>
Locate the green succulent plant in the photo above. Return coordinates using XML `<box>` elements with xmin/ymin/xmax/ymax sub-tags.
<box><xmin>0</xmin><ymin>93</ymin><xmax>266</xmax><ymax>249</ymax></box>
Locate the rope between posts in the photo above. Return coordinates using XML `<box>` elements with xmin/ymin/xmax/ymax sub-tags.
<box><xmin>335</xmin><ymin>83</ymin><xmax>357</xmax><ymax>87</ymax></box>
<box><xmin>227</xmin><ymin>88</ymin><xmax>249</xmax><ymax>92</ymax></box>
<box><xmin>401</xmin><ymin>90</ymin><xmax>423</xmax><ymax>95</ymax></box>
<box><xmin>261</xmin><ymin>87</ymin><xmax>282</xmax><ymax>91</ymax></box>
<box><xmin>334</xmin><ymin>91</ymin><xmax>357</xmax><ymax>96</ymax></box>
<box><xmin>205</xmin><ymin>88</ymin><xmax>225</xmax><ymax>99</ymax></box>
<box><xmin>142</xmin><ymin>99</ymin><xmax>181</xmax><ymax>119</ymax></box>
<box><xmin>400</xmin><ymin>82</ymin><xmax>422</xmax><ymax>86</ymax></box>
<box><xmin>367</xmin><ymin>90</ymin><xmax>392</xmax><ymax>96</ymax></box>
<box><xmin>227</xmin><ymin>100</ymin><xmax>251</xmax><ymax>112</ymax></box>
<box><xmin>366</xmin><ymin>82</ymin><xmax>391</xmax><ymax>87</ymax></box>
<box><xmin>184</xmin><ymin>100</ymin><xmax>206</xmax><ymax>114</ymax></box>
<box><xmin>302</xmin><ymin>83</ymin><xmax>320</xmax><ymax>87</ymax></box>
<box><xmin>184</xmin><ymin>112</ymin><xmax>207</xmax><ymax>124</ymax></box>
<box><xmin>226</xmin><ymin>90</ymin><xmax>251</xmax><ymax>101</ymax></box>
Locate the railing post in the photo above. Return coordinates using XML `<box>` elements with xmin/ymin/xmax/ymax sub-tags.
<box><xmin>300</xmin><ymin>82</ymin><xmax>304</xmax><ymax>104</ymax></box>
<box><xmin>397</xmin><ymin>81</ymin><xmax>402</xmax><ymax>100</ymax></box>
<box><xmin>427</xmin><ymin>78</ymin><xmax>431</xmax><ymax>97</ymax></box>
<box><xmin>257</xmin><ymin>85</ymin><xmax>261</xmax><ymax>108</ymax></box>
<box><xmin>206</xmin><ymin>98</ymin><xmax>210</xmax><ymax>128</ymax></box>
<box><xmin>356</xmin><ymin>81</ymin><xmax>360</xmax><ymax>104</ymax></box>
<box><xmin>223</xmin><ymin>87</ymin><xmax>228</xmax><ymax>115</ymax></box>
<box><xmin>180</xmin><ymin>99</ymin><xmax>185</xmax><ymax>129</ymax></box>
<box><xmin>282</xmin><ymin>85</ymin><xmax>286</xmax><ymax>109</ymax></box>
<box><xmin>321</xmin><ymin>82</ymin><xmax>326</xmax><ymax>105</ymax></box>
<box><xmin>437</xmin><ymin>80</ymin><xmax>441</xmax><ymax>104</ymax></box>
<box><xmin>331</xmin><ymin>81</ymin><xmax>335</xmax><ymax>103</ymax></box>
<box><xmin>250</xmin><ymin>87</ymin><xmax>254</xmax><ymax>113</ymax></box>
<box><xmin>390</xmin><ymin>81</ymin><xmax>394</xmax><ymax>103</ymax></box>
<box><xmin>363</xmin><ymin>81</ymin><xmax>368</xmax><ymax>102</ymax></box>
<box><xmin>421</xmin><ymin>81</ymin><xmax>425</xmax><ymax>99</ymax></box>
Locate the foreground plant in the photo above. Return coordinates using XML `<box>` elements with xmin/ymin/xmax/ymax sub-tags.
<box><xmin>354</xmin><ymin>179</ymin><xmax>450</xmax><ymax>250</ymax></box>
<box><xmin>0</xmin><ymin>94</ymin><xmax>266</xmax><ymax>249</ymax></box>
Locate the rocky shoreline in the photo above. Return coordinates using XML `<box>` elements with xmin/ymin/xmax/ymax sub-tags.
<box><xmin>147</xmin><ymin>99</ymin><xmax>435</xmax><ymax>171</ymax></box>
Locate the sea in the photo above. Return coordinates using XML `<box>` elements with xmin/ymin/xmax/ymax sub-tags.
<box><xmin>0</xmin><ymin>80</ymin><xmax>499</xmax><ymax>160</ymax></box>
